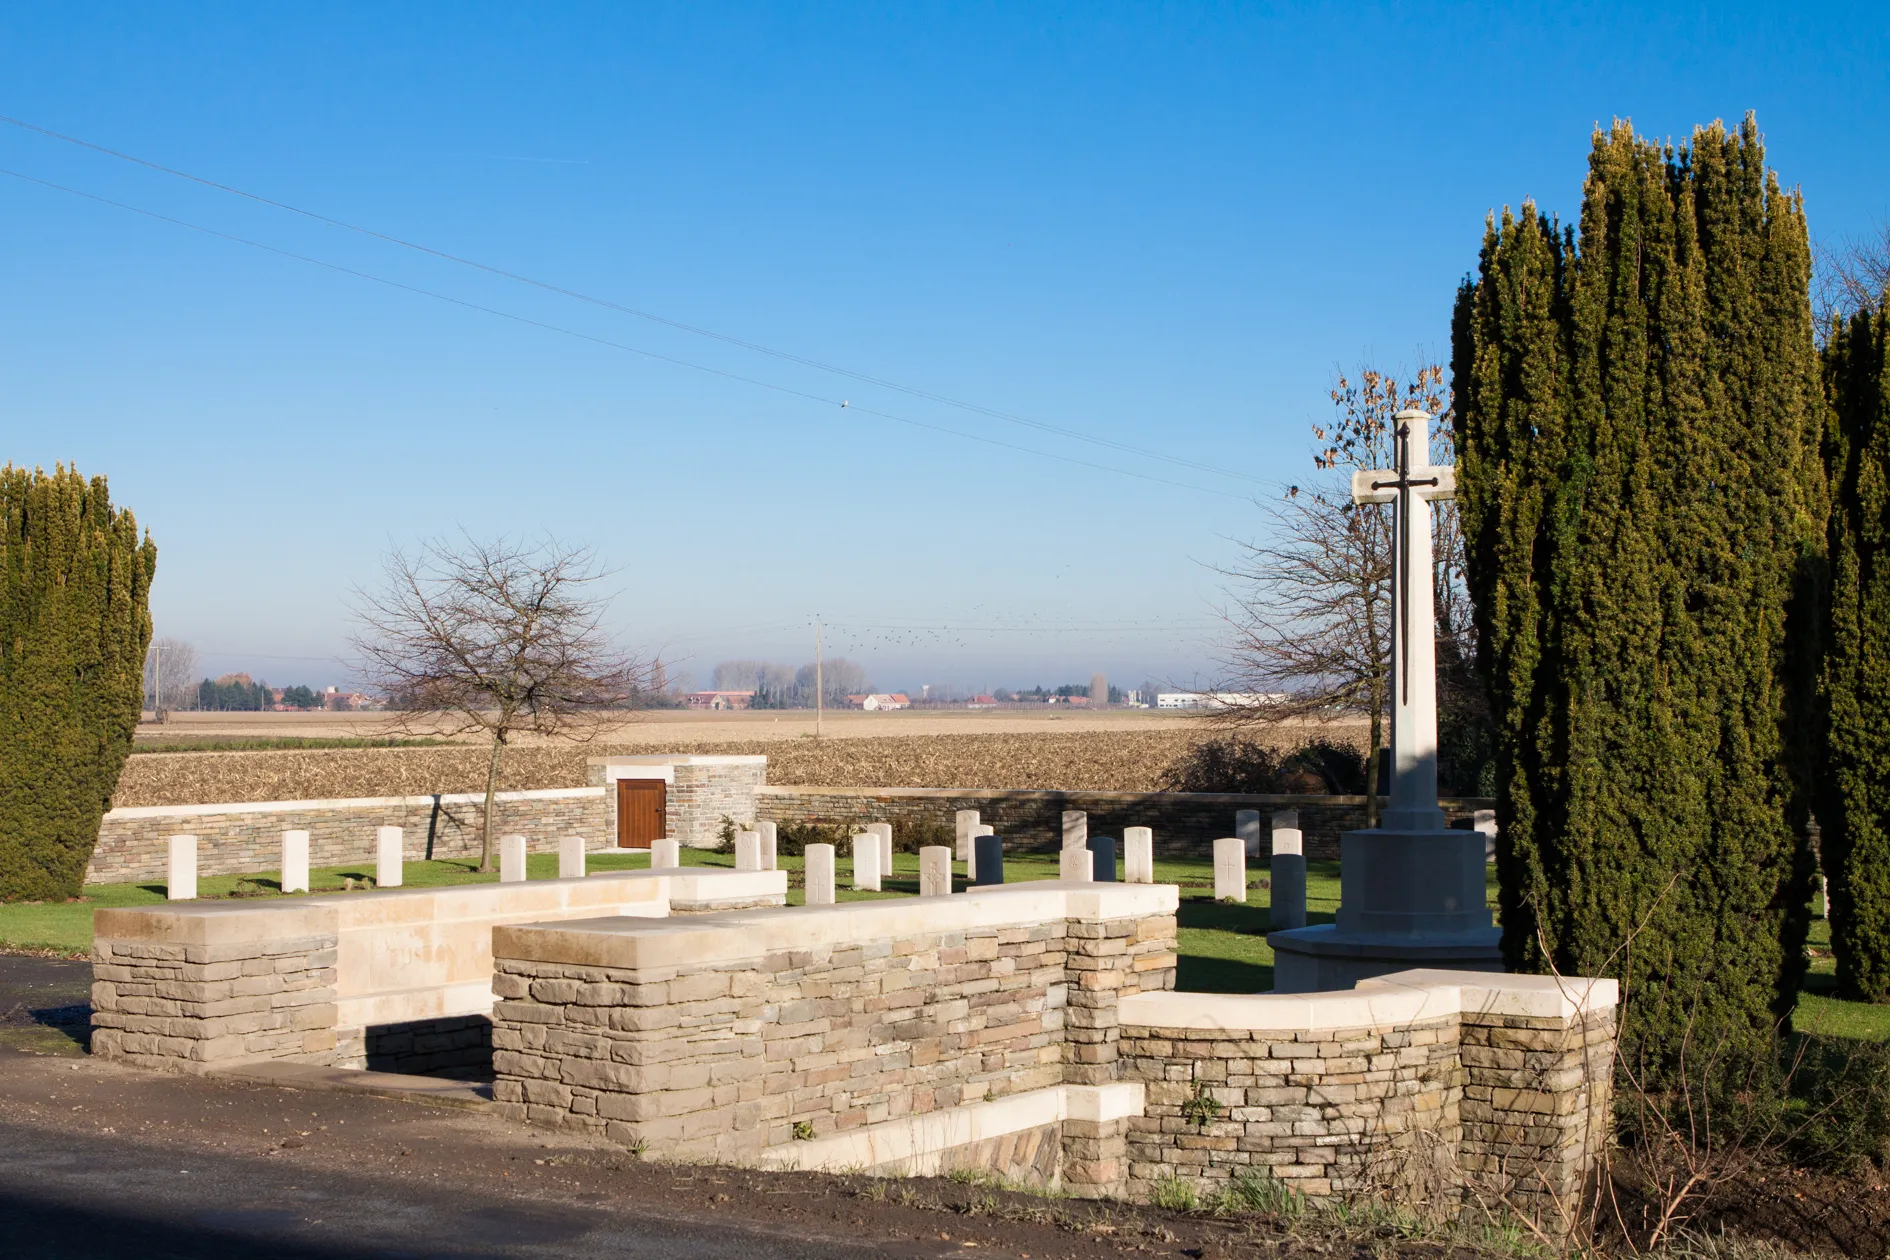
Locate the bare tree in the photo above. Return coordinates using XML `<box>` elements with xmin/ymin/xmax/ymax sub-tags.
<box><xmin>143</xmin><ymin>637</ymin><xmax>200</xmax><ymax>715</ymax></box>
<box><xmin>1815</xmin><ymin>222</ymin><xmax>1890</xmax><ymax>328</ymax></box>
<box><xmin>1214</xmin><ymin>366</ymin><xmax>1461</xmax><ymax>826</ymax></box>
<box><xmin>351</xmin><ymin>534</ymin><xmax>650</xmax><ymax>872</ymax></box>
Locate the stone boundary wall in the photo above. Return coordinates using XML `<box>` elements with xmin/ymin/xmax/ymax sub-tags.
<box><xmin>489</xmin><ymin>884</ymin><xmax>1180</xmax><ymax>1196</ymax></box>
<box><xmin>755</xmin><ymin>786</ymin><xmax>1496</xmax><ymax>859</ymax></box>
<box><xmin>1117</xmin><ymin>972</ymin><xmax>1617</xmax><ymax>1230</ymax></box>
<box><xmin>89</xmin><ymin>788</ymin><xmax>610</xmax><ymax>884</ymax></box>
<box><xmin>90</xmin><ymin>867</ymin><xmax>786</xmax><ymax>1075</ymax></box>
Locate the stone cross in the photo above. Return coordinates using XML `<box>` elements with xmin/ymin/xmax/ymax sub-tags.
<box><xmin>1351</xmin><ymin>407</ymin><xmax>1456</xmax><ymax>833</ymax></box>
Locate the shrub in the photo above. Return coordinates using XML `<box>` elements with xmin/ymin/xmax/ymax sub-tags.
<box><xmin>0</xmin><ymin>465</ymin><xmax>156</xmax><ymax>901</ymax></box>
<box><xmin>773</xmin><ymin>819</ymin><xmax>849</xmax><ymax>858</ymax></box>
<box><xmin>1158</xmin><ymin>737</ymin><xmax>1367</xmax><ymax>795</ymax></box>
<box><xmin>893</xmin><ymin>817</ymin><xmax>954</xmax><ymax>854</ymax></box>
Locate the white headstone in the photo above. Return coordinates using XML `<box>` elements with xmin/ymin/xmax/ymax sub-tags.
<box><xmin>1473</xmin><ymin>808</ymin><xmax>1498</xmax><ymax>862</ymax></box>
<box><xmin>805</xmin><ymin>843</ymin><xmax>836</xmax><ymax>905</ymax></box>
<box><xmin>1213</xmin><ymin>837</ymin><xmax>1246</xmax><ymax>902</ymax></box>
<box><xmin>500</xmin><ymin>834</ymin><xmax>527</xmax><ymax>883</ymax></box>
<box><xmin>735</xmin><ymin>830</ymin><xmax>762</xmax><ymax>872</ymax></box>
<box><xmin>968</xmin><ymin>823</ymin><xmax>994</xmax><ymax>880</ymax></box>
<box><xmin>758</xmin><ymin>820</ymin><xmax>778</xmax><ymax>870</ymax></box>
<box><xmin>376</xmin><ymin>826</ymin><xmax>404</xmax><ymax>888</ymax></box>
<box><xmin>1236</xmin><ymin>809</ymin><xmax>1263</xmax><ymax>859</ymax></box>
<box><xmin>559</xmin><ymin>834</ymin><xmax>587</xmax><ymax>879</ymax></box>
<box><xmin>919</xmin><ymin>846</ymin><xmax>952</xmax><ymax>897</ymax></box>
<box><xmin>1059</xmin><ymin>846</ymin><xmax>1092</xmax><ymax>883</ymax></box>
<box><xmin>650</xmin><ymin>837</ymin><xmax>680</xmax><ymax>869</ymax></box>
<box><xmin>851</xmin><ymin>833</ymin><xmax>881</xmax><ymax>891</ymax></box>
<box><xmin>166</xmin><ymin>834</ymin><xmax>198</xmax><ymax>901</ymax></box>
<box><xmin>1271</xmin><ymin>818</ymin><xmax>1304</xmax><ymax>857</ymax></box>
<box><xmin>1124</xmin><ymin>826</ymin><xmax>1154</xmax><ymax>884</ymax></box>
<box><xmin>954</xmin><ymin>809</ymin><xmax>981</xmax><ymax>861</ymax></box>
<box><xmin>871</xmin><ymin>822</ymin><xmax>894</xmax><ymax>877</ymax></box>
<box><xmin>1061</xmin><ymin>810</ymin><xmax>1088</xmax><ymax>850</ymax></box>
<box><xmin>280</xmin><ymin>829</ymin><xmax>310</xmax><ymax>894</ymax></box>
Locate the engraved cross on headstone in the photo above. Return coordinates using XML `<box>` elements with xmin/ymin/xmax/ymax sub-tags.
<box><xmin>1350</xmin><ymin>408</ymin><xmax>1456</xmax><ymax>832</ymax></box>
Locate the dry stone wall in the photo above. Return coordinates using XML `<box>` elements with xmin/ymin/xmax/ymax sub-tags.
<box><xmin>88</xmin><ymin>789</ymin><xmax>608</xmax><ymax>884</ymax></box>
<box><xmin>756</xmin><ymin>787</ymin><xmax>1493</xmax><ymax>860</ymax></box>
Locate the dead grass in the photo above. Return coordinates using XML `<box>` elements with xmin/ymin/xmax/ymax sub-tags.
<box><xmin>108</xmin><ymin>725</ymin><xmax>1368</xmax><ymax>807</ymax></box>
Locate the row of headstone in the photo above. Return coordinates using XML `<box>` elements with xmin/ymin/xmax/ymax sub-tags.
<box><xmin>162</xmin><ymin>827</ymin><xmax>600</xmax><ymax>900</ymax></box>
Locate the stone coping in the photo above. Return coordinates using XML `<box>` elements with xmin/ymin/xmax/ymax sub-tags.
<box><xmin>588</xmin><ymin>754</ymin><xmax>768</xmax><ymax>766</ymax></box>
<box><xmin>1118</xmin><ymin>968</ymin><xmax>1618</xmax><ymax>1031</ymax></box>
<box><xmin>493</xmin><ymin>880</ymin><xmax>1181</xmax><ymax>972</ymax></box>
<box><xmin>92</xmin><ymin>867</ymin><xmax>763</xmax><ymax>946</ymax></box>
<box><xmin>756</xmin><ymin>1082</ymin><xmax>1144</xmax><ymax>1175</ymax></box>
<box><xmin>756</xmin><ymin>785</ymin><xmax>1496</xmax><ymax>808</ymax></box>
<box><xmin>104</xmin><ymin>785</ymin><xmax>604</xmax><ymax>820</ymax></box>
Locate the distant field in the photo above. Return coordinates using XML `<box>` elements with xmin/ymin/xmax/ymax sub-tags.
<box><xmin>112</xmin><ymin>718</ymin><xmax>1368</xmax><ymax>807</ymax></box>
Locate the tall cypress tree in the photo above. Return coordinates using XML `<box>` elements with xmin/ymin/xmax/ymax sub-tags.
<box><xmin>1822</xmin><ymin>298</ymin><xmax>1890</xmax><ymax>999</ymax></box>
<box><xmin>0</xmin><ymin>465</ymin><xmax>157</xmax><ymax>901</ymax></box>
<box><xmin>1453</xmin><ymin>117</ymin><xmax>1825</xmax><ymax>1081</ymax></box>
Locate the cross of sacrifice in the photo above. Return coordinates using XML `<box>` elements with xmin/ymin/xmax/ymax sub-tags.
<box><xmin>1351</xmin><ymin>408</ymin><xmax>1456</xmax><ymax>833</ymax></box>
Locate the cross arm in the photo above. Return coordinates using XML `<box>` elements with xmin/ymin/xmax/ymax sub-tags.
<box><xmin>1349</xmin><ymin>466</ymin><xmax>1456</xmax><ymax>505</ymax></box>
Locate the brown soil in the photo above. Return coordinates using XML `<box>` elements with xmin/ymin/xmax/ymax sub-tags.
<box><xmin>111</xmin><ymin>724</ymin><xmax>1366</xmax><ymax>808</ymax></box>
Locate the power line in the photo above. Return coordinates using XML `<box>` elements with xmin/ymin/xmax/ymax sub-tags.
<box><xmin>0</xmin><ymin>114</ymin><xmax>1267</xmax><ymax>488</ymax></box>
<box><xmin>0</xmin><ymin>166</ymin><xmax>1253</xmax><ymax>501</ymax></box>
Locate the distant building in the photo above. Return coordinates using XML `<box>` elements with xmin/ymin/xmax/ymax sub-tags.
<box><xmin>686</xmin><ymin>690</ymin><xmax>755</xmax><ymax>711</ymax></box>
<box><xmin>967</xmin><ymin>695</ymin><xmax>997</xmax><ymax>709</ymax></box>
<box><xmin>848</xmin><ymin>693</ymin><xmax>910</xmax><ymax>711</ymax></box>
<box><xmin>1156</xmin><ymin>691</ymin><xmax>1287</xmax><ymax>710</ymax></box>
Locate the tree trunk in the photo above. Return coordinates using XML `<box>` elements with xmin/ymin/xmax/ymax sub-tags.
<box><xmin>479</xmin><ymin>731</ymin><xmax>505</xmax><ymax>873</ymax></box>
<box><xmin>1365</xmin><ymin>684</ymin><xmax>1383</xmax><ymax>829</ymax></box>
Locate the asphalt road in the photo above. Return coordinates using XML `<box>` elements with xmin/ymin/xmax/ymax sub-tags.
<box><xmin>0</xmin><ymin>1118</ymin><xmax>879</xmax><ymax>1260</ymax></box>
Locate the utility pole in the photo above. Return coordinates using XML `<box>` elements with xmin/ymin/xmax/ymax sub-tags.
<box><xmin>814</xmin><ymin>615</ymin><xmax>823</xmax><ymax>739</ymax></box>
<box><xmin>153</xmin><ymin>642</ymin><xmax>165</xmax><ymax>724</ymax></box>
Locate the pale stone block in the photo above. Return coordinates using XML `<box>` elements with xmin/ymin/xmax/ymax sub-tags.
<box><xmin>955</xmin><ymin>809</ymin><xmax>981</xmax><ymax>861</ymax></box>
<box><xmin>280</xmin><ymin>830</ymin><xmax>310</xmax><ymax>894</ymax></box>
<box><xmin>871</xmin><ymin>822</ymin><xmax>893</xmax><ymax>876</ymax></box>
<box><xmin>1237</xmin><ymin>810</ymin><xmax>1263</xmax><ymax>859</ymax></box>
<box><xmin>376</xmin><ymin>826</ymin><xmax>404</xmax><ymax>889</ymax></box>
<box><xmin>920</xmin><ymin>847</ymin><xmax>952</xmax><ymax>897</ymax></box>
<box><xmin>967</xmin><ymin>823</ymin><xmax>994</xmax><ymax>879</ymax></box>
<box><xmin>1124</xmin><ymin>827</ymin><xmax>1154</xmax><ymax>884</ymax></box>
<box><xmin>758</xmin><ymin>820</ymin><xmax>778</xmax><ymax>870</ymax></box>
<box><xmin>1213</xmin><ymin>837</ymin><xmax>1246</xmax><ymax>902</ymax></box>
<box><xmin>805</xmin><ymin>843</ymin><xmax>836</xmax><ymax>906</ymax></box>
<box><xmin>1062</xmin><ymin>810</ymin><xmax>1088</xmax><ymax>850</ymax></box>
<box><xmin>500</xmin><ymin>834</ymin><xmax>527</xmax><ymax>883</ymax></box>
<box><xmin>1270</xmin><ymin>854</ymin><xmax>1307</xmax><ymax>930</ymax></box>
<box><xmin>735</xmin><ymin>831</ymin><xmax>762</xmax><ymax>873</ymax></box>
<box><xmin>1475</xmin><ymin>808</ymin><xmax>1498</xmax><ymax>862</ymax></box>
<box><xmin>1059</xmin><ymin>847</ymin><xmax>1092</xmax><ymax>883</ymax></box>
<box><xmin>559</xmin><ymin>834</ymin><xmax>587</xmax><ymax>880</ymax></box>
<box><xmin>851</xmin><ymin>834</ymin><xmax>881</xmax><ymax>891</ymax></box>
<box><xmin>651</xmin><ymin>838</ymin><xmax>680</xmax><ymax>869</ymax></box>
<box><xmin>166</xmin><ymin>835</ymin><xmax>198</xmax><ymax>901</ymax></box>
<box><xmin>1271</xmin><ymin>818</ymin><xmax>1304</xmax><ymax>857</ymax></box>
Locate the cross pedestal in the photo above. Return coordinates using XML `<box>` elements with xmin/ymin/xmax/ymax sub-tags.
<box><xmin>1269</xmin><ymin>407</ymin><xmax>1502</xmax><ymax>992</ymax></box>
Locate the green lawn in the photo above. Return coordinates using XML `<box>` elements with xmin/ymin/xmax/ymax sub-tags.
<box><xmin>7</xmin><ymin>850</ymin><xmax>1887</xmax><ymax>1042</ymax></box>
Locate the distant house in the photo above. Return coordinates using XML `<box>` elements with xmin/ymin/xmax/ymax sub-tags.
<box><xmin>967</xmin><ymin>695</ymin><xmax>998</xmax><ymax>709</ymax></box>
<box><xmin>848</xmin><ymin>693</ymin><xmax>910</xmax><ymax>711</ymax></box>
<box><xmin>1156</xmin><ymin>692</ymin><xmax>1287</xmax><ymax>710</ymax></box>
<box><xmin>686</xmin><ymin>690</ymin><xmax>755</xmax><ymax>711</ymax></box>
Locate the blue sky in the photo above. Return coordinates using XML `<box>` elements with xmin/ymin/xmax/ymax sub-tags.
<box><xmin>4</xmin><ymin>3</ymin><xmax>1885</xmax><ymax>693</ymax></box>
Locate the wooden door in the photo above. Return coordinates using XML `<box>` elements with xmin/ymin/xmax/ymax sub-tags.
<box><xmin>616</xmin><ymin>778</ymin><xmax>666</xmax><ymax>849</ymax></box>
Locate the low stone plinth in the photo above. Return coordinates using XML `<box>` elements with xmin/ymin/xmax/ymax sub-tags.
<box><xmin>488</xmin><ymin>882</ymin><xmax>1180</xmax><ymax>1197</ymax></box>
<box><xmin>1117</xmin><ymin>970</ymin><xmax>1617</xmax><ymax>1229</ymax></box>
<box><xmin>93</xmin><ymin>867</ymin><xmax>787</xmax><ymax>1076</ymax></box>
